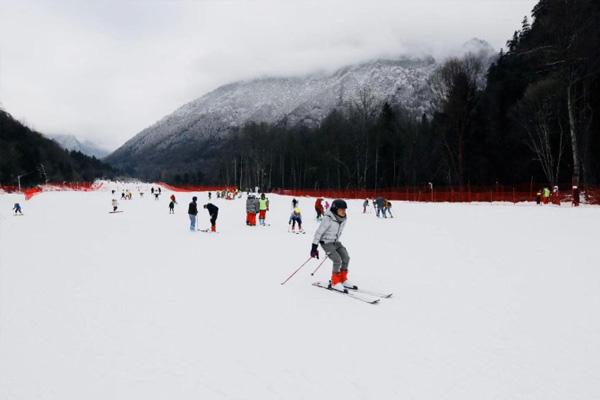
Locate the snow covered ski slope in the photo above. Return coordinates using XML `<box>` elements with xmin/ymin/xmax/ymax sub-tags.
<box><xmin>1</xmin><ymin>185</ymin><xmax>599</xmax><ymax>399</ymax></box>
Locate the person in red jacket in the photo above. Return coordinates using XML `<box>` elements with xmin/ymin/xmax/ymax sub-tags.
<box><xmin>551</xmin><ymin>186</ymin><xmax>561</xmax><ymax>205</ymax></box>
<box><xmin>314</xmin><ymin>198</ymin><xmax>324</xmax><ymax>220</ymax></box>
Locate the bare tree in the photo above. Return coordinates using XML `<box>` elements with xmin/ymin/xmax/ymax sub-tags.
<box><xmin>514</xmin><ymin>79</ymin><xmax>565</xmax><ymax>185</ymax></box>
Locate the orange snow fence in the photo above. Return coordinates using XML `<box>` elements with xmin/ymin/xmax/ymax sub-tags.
<box><xmin>2</xmin><ymin>181</ymin><xmax>599</xmax><ymax>206</ymax></box>
<box><xmin>1</xmin><ymin>182</ymin><xmax>105</xmax><ymax>200</ymax></box>
<box><xmin>158</xmin><ymin>182</ymin><xmax>235</xmax><ymax>193</ymax></box>
<box><xmin>24</xmin><ymin>187</ymin><xmax>43</xmax><ymax>200</ymax></box>
<box><xmin>272</xmin><ymin>184</ymin><xmax>600</xmax><ymax>205</ymax></box>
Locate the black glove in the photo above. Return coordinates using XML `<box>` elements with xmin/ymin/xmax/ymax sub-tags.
<box><xmin>310</xmin><ymin>243</ymin><xmax>319</xmax><ymax>259</ymax></box>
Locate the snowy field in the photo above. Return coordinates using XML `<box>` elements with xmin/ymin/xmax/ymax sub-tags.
<box><xmin>1</xmin><ymin>184</ymin><xmax>599</xmax><ymax>400</ymax></box>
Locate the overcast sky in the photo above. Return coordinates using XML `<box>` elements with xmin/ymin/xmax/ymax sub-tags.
<box><xmin>0</xmin><ymin>0</ymin><xmax>538</xmax><ymax>151</ymax></box>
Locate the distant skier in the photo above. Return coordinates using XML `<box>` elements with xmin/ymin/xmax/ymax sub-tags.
<box><xmin>551</xmin><ymin>186</ymin><xmax>561</xmax><ymax>205</ymax></box>
<box><xmin>158</xmin><ymin>187</ymin><xmax>162</xmax><ymax>195</ymax></box>
<box><xmin>542</xmin><ymin>187</ymin><xmax>550</xmax><ymax>204</ymax></box>
<box><xmin>289</xmin><ymin>207</ymin><xmax>303</xmax><ymax>233</ymax></box>
<box><xmin>375</xmin><ymin>197</ymin><xmax>386</xmax><ymax>218</ymax></box>
<box><xmin>208</xmin><ymin>192</ymin><xmax>212</xmax><ymax>200</ymax></box>
<box><xmin>203</xmin><ymin>203</ymin><xmax>219</xmax><ymax>232</ymax></box>
<box><xmin>259</xmin><ymin>193</ymin><xmax>269</xmax><ymax>226</ymax></box>
<box><xmin>292</xmin><ymin>198</ymin><xmax>298</xmax><ymax>208</ymax></box>
<box><xmin>188</xmin><ymin>196</ymin><xmax>198</xmax><ymax>231</ymax></box>
<box><xmin>363</xmin><ymin>198</ymin><xmax>369</xmax><ymax>213</ymax></box>
<box><xmin>253</xmin><ymin>195</ymin><xmax>261</xmax><ymax>224</ymax></box>
<box><xmin>246</xmin><ymin>194</ymin><xmax>258</xmax><ymax>226</ymax></box>
<box><xmin>535</xmin><ymin>190</ymin><xmax>542</xmax><ymax>205</ymax></box>
<box><xmin>169</xmin><ymin>200</ymin><xmax>175</xmax><ymax>214</ymax></box>
<box><xmin>384</xmin><ymin>200</ymin><xmax>394</xmax><ymax>218</ymax></box>
<box><xmin>121</xmin><ymin>191</ymin><xmax>126</xmax><ymax>200</ymax></box>
<box><xmin>111</xmin><ymin>198</ymin><xmax>118</xmax><ymax>212</ymax></box>
<box><xmin>572</xmin><ymin>185</ymin><xmax>580</xmax><ymax>207</ymax></box>
<box><xmin>13</xmin><ymin>203</ymin><xmax>23</xmax><ymax>215</ymax></box>
<box><xmin>310</xmin><ymin>199</ymin><xmax>353</xmax><ymax>292</ymax></box>
<box><xmin>151</xmin><ymin>187</ymin><xmax>155</xmax><ymax>195</ymax></box>
<box><xmin>314</xmin><ymin>198</ymin><xmax>324</xmax><ymax>220</ymax></box>
<box><xmin>154</xmin><ymin>192</ymin><xmax>160</xmax><ymax>200</ymax></box>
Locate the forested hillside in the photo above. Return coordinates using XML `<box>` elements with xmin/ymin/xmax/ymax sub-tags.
<box><xmin>0</xmin><ymin>109</ymin><xmax>115</xmax><ymax>187</ymax></box>
<box><xmin>207</xmin><ymin>0</ymin><xmax>599</xmax><ymax>190</ymax></box>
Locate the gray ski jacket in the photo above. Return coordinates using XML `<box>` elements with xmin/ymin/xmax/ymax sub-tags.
<box><xmin>246</xmin><ymin>196</ymin><xmax>259</xmax><ymax>213</ymax></box>
<box><xmin>312</xmin><ymin>210</ymin><xmax>347</xmax><ymax>245</ymax></box>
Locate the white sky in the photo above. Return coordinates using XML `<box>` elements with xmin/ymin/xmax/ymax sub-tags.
<box><xmin>0</xmin><ymin>0</ymin><xmax>538</xmax><ymax>151</ymax></box>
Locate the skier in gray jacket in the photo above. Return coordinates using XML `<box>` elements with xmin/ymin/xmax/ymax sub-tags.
<box><xmin>246</xmin><ymin>194</ymin><xmax>259</xmax><ymax>226</ymax></box>
<box><xmin>310</xmin><ymin>199</ymin><xmax>355</xmax><ymax>292</ymax></box>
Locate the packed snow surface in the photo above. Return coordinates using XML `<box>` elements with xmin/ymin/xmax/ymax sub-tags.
<box><xmin>1</xmin><ymin>185</ymin><xmax>599</xmax><ymax>399</ymax></box>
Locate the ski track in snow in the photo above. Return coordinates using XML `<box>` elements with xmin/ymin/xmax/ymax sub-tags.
<box><xmin>1</xmin><ymin>186</ymin><xmax>599</xmax><ymax>399</ymax></box>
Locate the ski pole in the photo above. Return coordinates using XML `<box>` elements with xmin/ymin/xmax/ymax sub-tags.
<box><xmin>310</xmin><ymin>254</ymin><xmax>329</xmax><ymax>276</ymax></box>
<box><xmin>280</xmin><ymin>257</ymin><xmax>313</xmax><ymax>285</ymax></box>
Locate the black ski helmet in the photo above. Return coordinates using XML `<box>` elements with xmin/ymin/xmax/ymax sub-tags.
<box><xmin>192</xmin><ymin>196</ymin><xmax>197</xmax><ymax>202</ymax></box>
<box><xmin>330</xmin><ymin>199</ymin><xmax>347</xmax><ymax>213</ymax></box>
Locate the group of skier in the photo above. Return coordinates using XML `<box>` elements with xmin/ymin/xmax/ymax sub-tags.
<box><xmin>246</xmin><ymin>193</ymin><xmax>270</xmax><ymax>226</ymax></box>
<box><xmin>187</xmin><ymin>196</ymin><xmax>219</xmax><ymax>232</ymax></box>
<box><xmin>535</xmin><ymin>185</ymin><xmax>581</xmax><ymax>207</ymax></box>
<box><xmin>185</xmin><ymin>191</ymin><xmax>355</xmax><ymax>292</ymax></box>
<box><xmin>361</xmin><ymin>197</ymin><xmax>393</xmax><ymax>218</ymax></box>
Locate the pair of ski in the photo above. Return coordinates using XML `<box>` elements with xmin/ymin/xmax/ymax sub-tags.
<box><xmin>312</xmin><ymin>282</ymin><xmax>392</xmax><ymax>305</ymax></box>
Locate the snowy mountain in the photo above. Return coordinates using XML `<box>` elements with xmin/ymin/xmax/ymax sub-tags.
<box><xmin>50</xmin><ymin>134</ymin><xmax>109</xmax><ymax>159</ymax></box>
<box><xmin>459</xmin><ymin>38</ymin><xmax>497</xmax><ymax>59</ymax></box>
<box><xmin>108</xmin><ymin>57</ymin><xmax>436</xmax><ymax>161</ymax></box>
<box><xmin>106</xmin><ymin>39</ymin><xmax>496</xmax><ymax>177</ymax></box>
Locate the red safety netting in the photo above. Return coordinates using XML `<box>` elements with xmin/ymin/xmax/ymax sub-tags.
<box><xmin>158</xmin><ymin>182</ymin><xmax>236</xmax><ymax>193</ymax></box>
<box><xmin>0</xmin><ymin>185</ymin><xmax>19</xmax><ymax>193</ymax></box>
<box><xmin>3</xmin><ymin>181</ymin><xmax>598</xmax><ymax>205</ymax></box>
<box><xmin>1</xmin><ymin>182</ymin><xmax>105</xmax><ymax>200</ymax></box>
<box><xmin>24</xmin><ymin>187</ymin><xmax>43</xmax><ymax>200</ymax></box>
<box><xmin>272</xmin><ymin>185</ymin><xmax>600</xmax><ymax>205</ymax></box>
